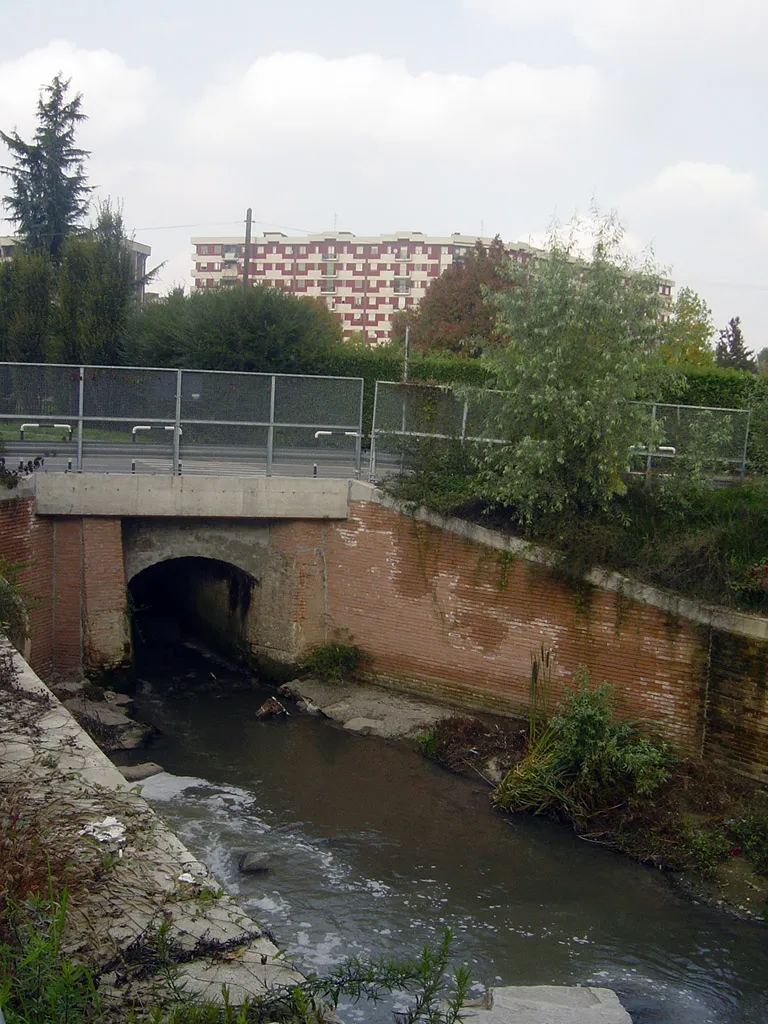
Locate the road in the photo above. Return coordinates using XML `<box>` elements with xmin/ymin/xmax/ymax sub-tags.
<box><xmin>1</xmin><ymin>440</ymin><xmax>400</xmax><ymax>480</ymax></box>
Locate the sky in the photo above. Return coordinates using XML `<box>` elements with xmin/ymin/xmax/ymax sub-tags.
<box><xmin>1</xmin><ymin>0</ymin><xmax>767</xmax><ymax>348</ymax></box>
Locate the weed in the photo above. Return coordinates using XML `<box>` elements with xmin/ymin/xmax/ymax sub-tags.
<box><xmin>302</xmin><ymin>633</ymin><xmax>365</xmax><ymax>683</ymax></box>
<box><xmin>679</xmin><ymin>825</ymin><xmax>732</xmax><ymax>880</ymax></box>
<box><xmin>494</xmin><ymin>671</ymin><xmax>674</xmax><ymax>821</ymax></box>
<box><xmin>416</xmin><ymin>727</ymin><xmax>440</xmax><ymax>758</ymax></box>
<box><xmin>0</xmin><ymin>889</ymin><xmax>100</xmax><ymax>1023</ymax></box>
<box><xmin>726</xmin><ymin>810</ymin><xmax>768</xmax><ymax>875</ymax></box>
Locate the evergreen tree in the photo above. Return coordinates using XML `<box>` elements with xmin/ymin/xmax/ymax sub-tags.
<box><xmin>55</xmin><ymin>200</ymin><xmax>142</xmax><ymax>364</ymax></box>
<box><xmin>0</xmin><ymin>249</ymin><xmax>55</xmax><ymax>361</ymax></box>
<box><xmin>715</xmin><ymin>316</ymin><xmax>756</xmax><ymax>372</ymax></box>
<box><xmin>1</xmin><ymin>75</ymin><xmax>92</xmax><ymax>261</ymax></box>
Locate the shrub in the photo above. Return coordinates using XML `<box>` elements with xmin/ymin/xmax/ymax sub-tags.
<box><xmin>302</xmin><ymin>639</ymin><xmax>364</xmax><ymax>683</ymax></box>
<box><xmin>494</xmin><ymin>671</ymin><xmax>674</xmax><ymax>821</ymax></box>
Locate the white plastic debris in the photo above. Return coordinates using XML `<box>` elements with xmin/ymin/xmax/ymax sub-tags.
<box><xmin>78</xmin><ymin>816</ymin><xmax>127</xmax><ymax>844</ymax></box>
<box><xmin>177</xmin><ymin>872</ymin><xmax>196</xmax><ymax>884</ymax></box>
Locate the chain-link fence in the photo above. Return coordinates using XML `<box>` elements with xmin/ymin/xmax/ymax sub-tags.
<box><xmin>369</xmin><ymin>381</ymin><xmax>752</xmax><ymax>483</ymax></box>
<box><xmin>0</xmin><ymin>363</ymin><xmax>364</xmax><ymax>478</ymax></box>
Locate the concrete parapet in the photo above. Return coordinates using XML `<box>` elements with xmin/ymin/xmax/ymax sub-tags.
<box><xmin>32</xmin><ymin>473</ymin><xmax>350</xmax><ymax>520</ymax></box>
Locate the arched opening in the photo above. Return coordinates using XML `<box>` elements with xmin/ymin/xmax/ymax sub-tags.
<box><xmin>129</xmin><ymin>556</ymin><xmax>258</xmax><ymax>670</ymax></box>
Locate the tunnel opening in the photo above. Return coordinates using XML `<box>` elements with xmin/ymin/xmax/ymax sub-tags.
<box><xmin>129</xmin><ymin>556</ymin><xmax>258</xmax><ymax>674</ymax></box>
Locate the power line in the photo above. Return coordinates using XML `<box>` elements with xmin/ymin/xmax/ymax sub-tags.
<box><xmin>135</xmin><ymin>216</ymin><xmax>319</xmax><ymax>234</ymax></box>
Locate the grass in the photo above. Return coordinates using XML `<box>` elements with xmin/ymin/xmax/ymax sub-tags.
<box><xmin>0</xmin><ymin>421</ymin><xmax>170</xmax><ymax>444</ymax></box>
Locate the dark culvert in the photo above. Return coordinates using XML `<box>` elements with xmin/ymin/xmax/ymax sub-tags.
<box><xmin>128</xmin><ymin>556</ymin><xmax>258</xmax><ymax>681</ymax></box>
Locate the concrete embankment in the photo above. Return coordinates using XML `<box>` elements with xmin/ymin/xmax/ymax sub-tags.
<box><xmin>0</xmin><ymin>640</ymin><xmax>301</xmax><ymax>1012</ymax></box>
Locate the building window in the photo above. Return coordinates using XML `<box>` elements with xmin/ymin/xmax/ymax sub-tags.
<box><xmin>327</xmin><ymin>246</ymin><xmax>335</xmax><ymax>255</ymax></box>
<box><xmin>371</xmin><ymin>246</ymin><xmax>378</xmax><ymax>255</ymax></box>
<box><xmin>298</xmin><ymin>262</ymin><xmax>306</xmax><ymax>271</ymax></box>
<box><xmin>299</xmin><ymin>245</ymin><xmax>306</xmax><ymax>254</ymax></box>
<box><xmin>285</xmin><ymin>246</ymin><xmax>293</xmax><ymax>255</ymax></box>
<box><xmin>354</xmin><ymin>297</ymin><xmax>363</xmax><ymax>306</ymax></box>
<box><xmin>356</xmin><ymin>246</ymin><xmax>363</xmax><ymax>254</ymax></box>
<box><xmin>257</xmin><ymin>246</ymin><xmax>264</xmax><ymax>254</ymax></box>
<box><xmin>356</xmin><ymin>263</ymin><xmax>363</xmax><ymax>272</ymax></box>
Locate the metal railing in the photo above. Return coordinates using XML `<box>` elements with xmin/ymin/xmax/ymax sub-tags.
<box><xmin>369</xmin><ymin>381</ymin><xmax>752</xmax><ymax>483</ymax></box>
<box><xmin>0</xmin><ymin>362</ymin><xmax>365</xmax><ymax>479</ymax></box>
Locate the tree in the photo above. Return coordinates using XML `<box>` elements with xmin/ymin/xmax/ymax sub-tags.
<box><xmin>0</xmin><ymin>249</ymin><xmax>55</xmax><ymax>362</ymax></box>
<box><xmin>656</xmin><ymin>286</ymin><xmax>715</xmax><ymax>365</ymax></box>
<box><xmin>1</xmin><ymin>75</ymin><xmax>91</xmax><ymax>261</ymax></box>
<box><xmin>391</xmin><ymin>236</ymin><xmax>509</xmax><ymax>356</ymax></box>
<box><xmin>757</xmin><ymin>347</ymin><xmax>768</xmax><ymax>374</ymax></box>
<box><xmin>123</xmin><ymin>285</ymin><xmax>344</xmax><ymax>372</ymax></box>
<box><xmin>715</xmin><ymin>316</ymin><xmax>756</xmax><ymax>372</ymax></box>
<box><xmin>55</xmin><ymin>200</ymin><xmax>143</xmax><ymax>364</ymax></box>
<box><xmin>477</xmin><ymin>215</ymin><xmax>662</xmax><ymax>523</ymax></box>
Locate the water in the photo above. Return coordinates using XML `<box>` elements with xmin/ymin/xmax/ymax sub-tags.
<box><xmin>120</xmin><ymin>654</ymin><xmax>768</xmax><ymax>1023</ymax></box>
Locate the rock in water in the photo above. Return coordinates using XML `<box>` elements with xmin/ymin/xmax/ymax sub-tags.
<box><xmin>239</xmin><ymin>851</ymin><xmax>270</xmax><ymax>873</ymax></box>
<box><xmin>62</xmin><ymin>698</ymin><xmax>153</xmax><ymax>752</ymax></box>
<box><xmin>255</xmin><ymin>697</ymin><xmax>288</xmax><ymax>719</ymax></box>
<box><xmin>121</xmin><ymin>762</ymin><xmax>165</xmax><ymax>782</ymax></box>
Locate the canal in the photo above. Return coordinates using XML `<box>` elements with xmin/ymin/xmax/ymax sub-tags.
<box><xmin>117</xmin><ymin>647</ymin><xmax>768</xmax><ymax>1024</ymax></box>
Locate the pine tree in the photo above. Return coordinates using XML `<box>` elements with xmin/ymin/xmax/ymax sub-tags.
<box><xmin>715</xmin><ymin>316</ymin><xmax>756</xmax><ymax>372</ymax></box>
<box><xmin>1</xmin><ymin>75</ymin><xmax>92</xmax><ymax>261</ymax></box>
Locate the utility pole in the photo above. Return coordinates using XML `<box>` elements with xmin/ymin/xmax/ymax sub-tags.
<box><xmin>403</xmin><ymin>323</ymin><xmax>411</xmax><ymax>382</ymax></box>
<box><xmin>242</xmin><ymin>207</ymin><xmax>252</xmax><ymax>293</ymax></box>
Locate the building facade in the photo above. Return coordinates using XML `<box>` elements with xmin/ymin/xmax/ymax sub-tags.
<box><xmin>191</xmin><ymin>231</ymin><xmax>541</xmax><ymax>343</ymax></box>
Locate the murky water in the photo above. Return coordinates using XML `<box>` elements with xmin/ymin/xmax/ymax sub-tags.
<box><xmin>119</xmin><ymin>652</ymin><xmax>768</xmax><ymax>1024</ymax></box>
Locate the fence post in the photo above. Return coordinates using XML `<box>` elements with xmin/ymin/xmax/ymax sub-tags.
<box><xmin>354</xmin><ymin>379</ymin><xmax>364</xmax><ymax>480</ymax></box>
<box><xmin>369</xmin><ymin>381</ymin><xmax>379</xmax><ymax>482</ymax></box>
<box><xmin>266</xmin><ymin>375</ymin><xmax>276</xmax><ymax>477</ymax></box>
<box><xmin>461</xmin><ymin>398</ymin><xmax>468</xmax><ymax>442</ymax></box>
<box><xmin>173</xmin><ymin>369</ymin><xmax>182</xmax><ymax>475</ymax></box>
<box><xmin>645</xmin><ymin>404</ymin><xmax>657</xmax><ymax>486</ymax></box>
<box><xmin>76</xmin><ymin>366</ymin><xmax>84</xmax><ymax>472</ymax></box>
<box><xmin>742</xmin><ymin>411</ymin><xmax>752</xmax><ymax>479</ymax></box>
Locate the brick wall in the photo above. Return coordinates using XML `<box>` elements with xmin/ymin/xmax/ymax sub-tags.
<box><xmin>323</xmin><ymin>502</ymin><xmax>709</xmax><ymax>754</ymax></box>
<box><xmin>0</xmin><ymin>496</ymin><xmax>128</xmax><ymax>677</ymax></box>
<box><xmin>0</xmin><ymin>493</ymin><xmax>54</xmax><ymax>674</ymax></box>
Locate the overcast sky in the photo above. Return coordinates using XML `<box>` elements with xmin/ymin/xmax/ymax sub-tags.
<box><xmin>1</xmin><ymin>0</ymin><xmax>767</xmax><ymax>348</ymax></box>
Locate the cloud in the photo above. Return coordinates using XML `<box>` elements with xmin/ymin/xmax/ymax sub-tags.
<box><xmin>183</xmin><ymin>51</ymin><xmax>601</xmax><ymax>157</ymax></box>
<box><xmin>464</xmin><ymin>0</ymin><xmax>768</xmax><ymax>53</ymax></box>
<box><xmin>635</xmin><ymin>161</ymin><xmax>759</xmax><ymax>210</ymax></box>
<box><xmin>0</xmin><ymin>40</ymin><xmax>154</xmax><ymax>144</ymax></box>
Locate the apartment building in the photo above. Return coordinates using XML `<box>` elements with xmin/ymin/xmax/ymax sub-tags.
<box><xmin>191</xmin><ymin>231</ymin><xmax>542</xmax><ymax>343</ymax></box>
<box><xmin>0</xmin><ymin>235</ymin><xmax>152</xmax><ymax>302</ymax></box>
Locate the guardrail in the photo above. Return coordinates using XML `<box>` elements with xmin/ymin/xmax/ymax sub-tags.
<box><xmin>0</xmin><ymin>363</ymin><xmax>365</xmax><ymax>479</ymax></box>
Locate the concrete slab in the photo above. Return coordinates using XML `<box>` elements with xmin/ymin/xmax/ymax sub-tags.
<box><xmin>280</xmin><ymin>678</ymin><xmax>448</xmax><ymax>739</ymax></box>
<box><xmin>465</xmin><ymin>986</ymin><xmax>632</xmax><ymax>1024</ymax></box>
